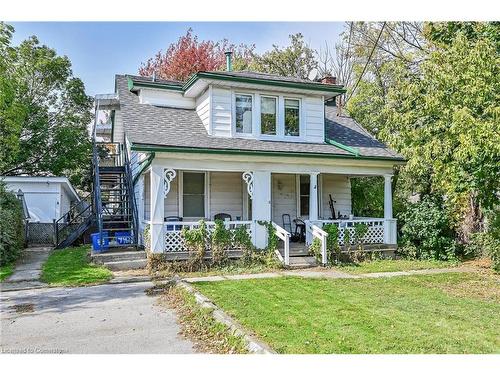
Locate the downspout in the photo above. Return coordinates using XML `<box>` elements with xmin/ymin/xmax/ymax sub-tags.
<box><xmin>132</xmin><ymin>152</ymin><xmax>155</xmax><ymax>185</ymax></box>
<box><xmin>325</xmin><ymin>138</ymin><xmax>360</xmax><ymax>157</ymax></box>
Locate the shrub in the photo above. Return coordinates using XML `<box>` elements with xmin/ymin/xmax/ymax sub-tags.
<box><xmin>398</xmin><ymin>196</ymin><xmax>458</xmax><ymax>260</ymax></box>
<box><xmin>182</xmin><ymin>220</ymin><xmax>209</xmax><ymax>271</ymax></box>
<box><xmin>211</xmin><ymin>220</ymin><xmax>231</xmax><ymax>266</ymax></box>
<box><xmin>0</xmin><ymin>183</ymin><xmax>24</xmax><ymax>266</ymax></box>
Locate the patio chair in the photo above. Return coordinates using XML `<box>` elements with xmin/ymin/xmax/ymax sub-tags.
<box><xmin>293</xmin><ymin>218</ymin><xmax>306</xmax><ymax>242</ymax></box>
<box><xmin>214</xmin><ymin>213</ymin><xmax>232</xmax><ymax>221</ymax></box>
<box><xmin>164</xmin><ymin>216</ymin><xmax>183</xmax><ymax>231</ymax></box>
<box><xmin>282</xmin><ymin>214</ymin><xmax>292</xmax><ymax>233</ymax></box>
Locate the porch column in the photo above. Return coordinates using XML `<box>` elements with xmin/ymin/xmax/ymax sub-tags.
<box><xmin>252</xmin><ymin>171</ymin><xmax>271</xmax><ymax>249</ymax></box>
<box><xmin>383</xmin><ymin>174</ymin><xmax>396</xmax><ymax>244</ymax></box>
<box><xmin>150</xmin><ymin>164</ymin><xmax>165</xmax><ymax>253</ymax></box>
<box><xmin>309</xmin><ymin>172</ymin><xmax>319</xmax><ymax>221</ymax></box>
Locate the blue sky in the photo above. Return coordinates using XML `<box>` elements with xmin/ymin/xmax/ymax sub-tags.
<box><xmin>10</xmin><ymin>22</ymin><xmax>344</xmax><ymax>96</ymax></box>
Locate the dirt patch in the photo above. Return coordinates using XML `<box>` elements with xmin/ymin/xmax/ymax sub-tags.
<box><xmin>434</xmin><ymin>272</ymin><xmax>500</xmax><ymax>303</ymax></box>
<box><xmin>157</xmin><ymin>286</ymin><xmax>248</xmax><ymax>354</ymax></box>
<box><xmin>144</xmin><ymin>280</ymin><xmax>176</xmax><ymax>296</ymax></box>
<box><xmin>11</xmin><ymin>303</ymin><xmax>35</xmax><ymax>313</ymax></box>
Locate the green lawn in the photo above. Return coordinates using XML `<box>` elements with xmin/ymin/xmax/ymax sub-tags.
<box><xmin>336</xmin><ymin>259</ymin><xmax>458</xmax><ymax>274</ymax></box>
<box><xmin>195</xmin><ymin>272</ymin><xmax>500</xmax><ymax>353</ymax></box>
<box><xmin>0</xmin><ymin>263</ymin><xmax>15</xmax><ymax>281</ymax></box>
<box><xmin>41</xmin><ymin>245</ymin><xmax>112</xmax><ymax>286</ymax></box>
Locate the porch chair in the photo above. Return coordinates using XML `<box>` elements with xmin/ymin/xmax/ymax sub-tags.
<box><xmin>293</xmin><ymin>218</ymin><xmax>306</xmax><ymax>242</ymax></box>
<box><xmin>164</xmin><ymin>216</ymin><xmax>183</xmax><ymax>231</ymax></box>
<box><xmin>214</xmin><ymin>213</ymin><xmax>232</xmax><ymax>221</ymax></box>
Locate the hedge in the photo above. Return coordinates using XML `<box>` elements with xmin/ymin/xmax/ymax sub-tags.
<box><xmin>0</xmin><ymin>182</ymin><xmax>24</xmax><ymax>266</ymax></box>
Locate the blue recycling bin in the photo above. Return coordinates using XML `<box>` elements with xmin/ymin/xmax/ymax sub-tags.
<box><xmin>91</xmin><ymin>232</ymin><xmax>109</xmax><ymax>252</ymax></box>
<box><xmin>115</xmin><ymin>231</ymin><xmax>132</xmax><ymax>245</ymax></box>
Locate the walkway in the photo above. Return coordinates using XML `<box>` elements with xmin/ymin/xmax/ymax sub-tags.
<box><xmin>182</xmin><ymin>266</ymin><xmax>472</xmax><ymax>283</ymax></box>
<box><xmin>0</xmin><ymin>281</ymin><xmax>195</xmax><ymax>354</ymax></box>
<box><xmin>1</xmin><ymin>247</ymin><xmax>52</xmax><ymax>291</ymax></box>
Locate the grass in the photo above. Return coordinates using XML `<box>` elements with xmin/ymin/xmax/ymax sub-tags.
<box><xmin>0</xmin><ymin>263</ymin><xmax>15</xmax><ymax>281</ymax></box>
<box><xmin>195</xmin><ymin>272</ymin><xmax>500</xmax><ymax>353</ymax></box>
<box><xmin>41</xmin><ymin>245</ymin><xmax>112</xmax><ymax>286</ymax></box>
<box><xmin>336</xmin><ymin>259</ymin><xmax>458</xmax><ymax>274</ymax></box>
<box><xmin>158</xmin><ymin>284</ymin><xmax>248</xmax><ymax>354</ymax></box>
<box><xmin>154</xmin><ymin>261</ymin><xmax>279</xmax><ymax>279</ymax></box>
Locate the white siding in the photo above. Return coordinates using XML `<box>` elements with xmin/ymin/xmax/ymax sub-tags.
<box><xmin>304</xmin><ymin>96</ymin><xmax>325</xmax><ymax>143</ymax></box>
<box><xmin>164</xmin><ymin>175</ymin><xmax>179</xmax><ymax>217</ymax></box>
<box><xmin>272</xmin><ymin>174</ymin><xmax>297</xmax><ymax>225</ymax></box>
<box><xmin>139</xmin><ymin>88</ymin><xmax>195</xmax><ymax>109</ymax></box>
<box><xmin>211</xmin><ymin>87</ymin><xmax>232</xmax><ymax>137</ymax></box>
<box><xmin>196</xmin><ymin>89</ymin><xmax>210</xmax><ymax>133</ymax></box>
<box><xmin>320</xmin><ymin>174</ymin><xmax>352</xmax><ymax>219</ymax></box>
<box><xmin>112</xmin><ymin>110</ymin><xmax>124</xmax><ymax>143</ymax></box>
<box><xmin>209</xmin><ymin>172</ymin><xmax>243</xmax><ymax>220</ymax></box>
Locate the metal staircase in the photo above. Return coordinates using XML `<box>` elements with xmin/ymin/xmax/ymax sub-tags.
<box><xmin>54</xmin><ymin>193</ymin><xmax>94</xmax><ymax>249</ymax></box>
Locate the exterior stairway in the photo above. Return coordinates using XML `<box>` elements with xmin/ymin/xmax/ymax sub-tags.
<box><xmin>91</xmin><ymin>248</ymin><xmax>147</xmax><ymax>271</ymax></box>
<box><xmin>286</xmin><ymin>242</ymin><xmax>318</xmax><ymax>269</ymax></box>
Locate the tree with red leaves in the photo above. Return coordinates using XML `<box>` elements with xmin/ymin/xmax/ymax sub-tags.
<box><xmin>139</xmin><ymin>28</ymin><xmax>255</xmax><ymax>81</ymax></box>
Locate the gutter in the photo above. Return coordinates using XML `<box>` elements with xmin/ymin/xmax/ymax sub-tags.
<box><xmin>325</xmin><ymin>138</ymin><xmax>360</xmax><ymax>157</ymax></box>
<box><xmin>130</xmin><ymin>144</ymin><xmax>405</xmax><ymax>163</ymax></box>
<box><xmin>132</xmin><ymin>152</ymin><xmax>155</xmax><ymax>185</ymax></box>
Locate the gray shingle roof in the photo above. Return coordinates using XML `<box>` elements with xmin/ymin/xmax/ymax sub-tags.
<box><xmin>116</xmin><ymin>74</ymin><xmax>403</xmax><ymax>161</ymax></box>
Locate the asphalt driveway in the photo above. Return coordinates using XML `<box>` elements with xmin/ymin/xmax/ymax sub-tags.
<box><xmin>0</xmin><ymin>281</ymin><xmax>194</xmax><ymax>354</ymax></box>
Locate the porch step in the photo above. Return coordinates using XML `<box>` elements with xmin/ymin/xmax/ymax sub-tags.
<box><xmin>288</xmin><ymin>256</ymin><xmax>318</xmax><ymax>269</ymax></box>
<box><xmin>92</xmin><ymin>250</ymin><xmax>146</xmax><ymax>264</ymax></box>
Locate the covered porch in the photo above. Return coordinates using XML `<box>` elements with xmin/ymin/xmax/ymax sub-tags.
<box><xmin>137</xmin><ymin>153</ymin><xmax>397</xmax><ymax>266</ymax></box>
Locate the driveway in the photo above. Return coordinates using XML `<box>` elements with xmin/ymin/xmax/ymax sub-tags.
<box><xmin>0</xmin><ymin>281</ymin><xmax>194</xmax><ymax>354</ymax></box>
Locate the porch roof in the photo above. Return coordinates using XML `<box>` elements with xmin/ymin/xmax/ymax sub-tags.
<box><xmin>115</xmin><ymin>75</ymin><xmax>405</xmax><ymax>162</ymax></box>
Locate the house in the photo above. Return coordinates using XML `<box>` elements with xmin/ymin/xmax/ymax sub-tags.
<box><xmin>2</xmin><ymin>176</ymin><xmax>80</xmax><ymax>223</ymax></box>
<box><xmin>90</xmin><ymin>53</ymin><xmax>405</xmax><ymax>266</ymax></box>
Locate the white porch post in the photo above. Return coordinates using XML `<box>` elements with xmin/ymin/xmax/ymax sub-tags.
<box><xmin>383</xmin><ymin>174</ymin><xmax>396</xmax><ymax>244</ymax></box>
<box><xmin>150</xmin><ymin>165</ymin><xmax>165</xmax><ymax>253</ymax></box>
<box><xmin>137</xmin><ymin>174</ymin><xmax>145</xmax><ymax>246</ymax></box>
<box><xmin>309</xmin><ymin>173</ymin><xmax>319</xmax><ymax>221</ymax></box>
<box><xmin>251</xmin><ymin>171</ymin><xmax>271</xmax><ymax>249</ymax></box>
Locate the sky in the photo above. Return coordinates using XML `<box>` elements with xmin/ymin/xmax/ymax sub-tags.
<box><xmin>10</xmin><ymin>22</ymin><xmax>344</xmax><ymax>96</ymax></box>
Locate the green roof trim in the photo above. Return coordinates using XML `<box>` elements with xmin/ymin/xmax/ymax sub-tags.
<box><xmin>127</xmin><ymin>72</ymin><xmax>347</xmax><ymax>95</ymax></box>
<box><xmin>132</xmin><ymin>152</ymin><xmax>155</xmax><ymax>185</ymax></box>
<box><xmin>130</xmin><ymin>143</ymin><xmax>405</xmax><ymax>163</ymax></box>
<box><xmin>183</xmin><ymin>72</ymin><xmax>347</xmax><ymax>94</ymax></box>
<box><xmin>325</xmin><ymin>138</ymin><xmax>360</xmax><ymax>157</ymax></box>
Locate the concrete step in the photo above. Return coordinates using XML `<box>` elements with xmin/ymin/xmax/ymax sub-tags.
<box><xmin>103</xmin><ymin>259</ymin><xmax>148</xmax><ymax>271</ymax></box>
<box><xmin>92</xmin><ymin>250</ymin><xmax>146</xmax><ymax>264</ymax></box>
<box><xmin>288</xmin><ymin>256</ymin><xmax>318</xmax><ymax>269</ymax></box>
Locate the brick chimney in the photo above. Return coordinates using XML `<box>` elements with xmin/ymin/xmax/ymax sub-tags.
<box><xmin>320</xmin><ymin>76</ymin><xmax>336</xmax><ymax>84</ymax></box>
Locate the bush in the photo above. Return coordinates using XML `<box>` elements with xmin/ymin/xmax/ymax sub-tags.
<box><xmin>465</xmin><ymin>211</ymin><xmax>500</xmax><ymax>272</ymax></box>
<box><xmin>398</xmin><ymin>196</ymin><xmax>459</xmax><ymax>260</ymax></box>
<box><xmin>0</xmin><ymin>182</ymin><xmax>24</xmax><ymax>266</ymax></box>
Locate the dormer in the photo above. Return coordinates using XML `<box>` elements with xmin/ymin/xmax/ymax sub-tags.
<box><xmin>126</xmin><ymin>61</ymin><xmax>345</xmax><ymax>145</ymax></box>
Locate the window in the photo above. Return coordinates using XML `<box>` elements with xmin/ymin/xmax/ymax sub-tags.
<box><xmin>285</xmin><ymin>98</ymin><xmax>300</xmax><ymax>136</ymax></box>
<box><xmin>299</xmin><ymin>175</ymin><xmax>310</xmax><ymax>216</ymax></box>
<box><xmin>260</xmin><ymin>96</ymin><xmax>277</xmax><ymax>135</ymax></box>
<box><xmin>183</xmin><ymin>172</ymin><xmax>205</xmax><ymax>218</ymax></box>
<box><xmin>235</xmin><ymin>94</ymin><xmax>253</xmax><ymax>134</ymax></box>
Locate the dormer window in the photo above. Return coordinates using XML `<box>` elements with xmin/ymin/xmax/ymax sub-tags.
<box><xmin>285</xmin><ymin>98</ymin><xmax>300</xmax><ymax>137</ymax></box>
<box><xmin>235</xmin><ymin>94</ymin><xmax>253</xmax><ymax>134</ymax></box>
<box><xmin>260</xmin><ymin>96</ymin><xmax>277</xmax><ymax>135</ymax></box>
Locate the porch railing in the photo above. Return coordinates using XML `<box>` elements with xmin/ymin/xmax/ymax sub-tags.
<box><xmin>305</xmin><ymin>221</ymin><xmax>328</xmax><ymax>265</ymax></box>
<box><xmin>163</xmin><ymin>220</ymin><xmax>253</xmax><ymax>253</ymax></box>
<box><xmin>306</xmin><ymin>218</ymin><xmax>387</xmax><ymax>246</ymax></box>
<box><xmin>272</xmin><ymin>222</ymin><xmax>291</xmax><ymax>266</ymax></box>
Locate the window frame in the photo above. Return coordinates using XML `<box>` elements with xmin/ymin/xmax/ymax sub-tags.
<box><xmin>259</xmin><ymin>95</ymin><xmax>279</xmax><ymax>137</ymax></box>
<box><xmin>178</xmin><ymin>171</ymin><xmax>209</xmax><ymax>220</ymax></box>
<box><xmin>283</xmin><ymin>97</ymin><xmax>302</xmax><ymax>138</ymax></box>
<box><xmin>296</xmin><ymin>174</ymin><xmax>310</xmax><ymax>218</ymax></box>
<box><xmin>233</xmin><ymin>92</ymin><xmax>254</xmax><ymax>137</ymax></box>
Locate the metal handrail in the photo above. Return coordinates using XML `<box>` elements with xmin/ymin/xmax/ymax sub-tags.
<box><xmin>92</xmin><ymin>98</ymin><xmax>104</xmax><ymax>246</ymax></box>
<box><xmin>54</xmin><ymin>193</ymin><xmax>93</xmax><ymax>246</ymax></box>
<box><xmin>123</xmin><ymin>140</ymin><xmax>139</xmax><ymax>247</ymax></box>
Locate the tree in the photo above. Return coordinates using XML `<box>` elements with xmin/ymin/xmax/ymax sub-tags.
<box><xmin>139</xmin><ymin>28</ymin><xmax>255</xmax><ymax>81</ymax></box>
<box><xmin>251</xmin><ymin>33</ymin><xmax>318</xmax><ymax>80</ymax></box>
<box><xmin>0</xmin><ymin>23</ymin><xmax>92</xmax><ymax>189</ymax></box>
<box><xmin>383</xmin><ymin>33</ymin><xmax>500</xmax><ymax>234</ymax></box>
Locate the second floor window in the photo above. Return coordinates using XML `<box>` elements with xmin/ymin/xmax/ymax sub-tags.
<box><xmin>260</xmin><ymin>96</ymin><xmax>277</xmax><ymax>135</ymax></box>
<box><xmin>285</xmin><ymin>98</ymin><xmax>300</xmax><ymax>136</ymax></box>
<box><xmin>235</xmin><ymin>94</ymin><xmax>253</xmax><ymax>134</ymax></box>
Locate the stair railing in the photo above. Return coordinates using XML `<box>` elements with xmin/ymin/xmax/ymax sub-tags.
<box><xmin>54</xmin><ymin>193</ymin><xmax>93</xmax><ymax>248</ymax></box>
<box><xmin>92</xmin><ymin>98</ymin><xmax>104</xmax><ymax>247</ymax></box>
<box><xmin>123</xmin><ymin>140</ymin><xmax>139</xmax><ymax>247</ymax></box>
<box><xmin>272</xmin><ymin>222</ymin><xmax>291</xmax><ymax>266</ymax></box>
